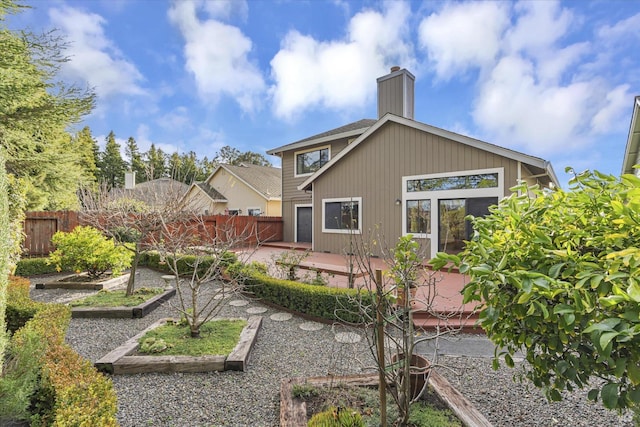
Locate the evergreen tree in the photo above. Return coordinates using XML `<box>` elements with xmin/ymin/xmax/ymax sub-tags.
<box><xmin>145</xmin><ymin>143</ymin><xmax>166</xmax><ymax>180</ymax></box>
<box><xmin>125</xmin><ymin>136</ymin><xmax>145</xmax><ymax>183</ymax></box>
<box><xmin>168</xmin><ymin>151</ymin><xmax>182</xmax><ymax>181</ymax></box>
<box><xmin>98</xmin><ymin>131</ymin><xmax>126</xmax><ymax>188</ymax></box>
<box><xmin>71</xmin><ymin>126</ymin><xmax>99</xmax><ymax>186</ymax></box>
<box><xmin>214</xmin><ymin>145</ymin><xmax>271</xmax><ymax>167</ymax></box>
<box><xmin>0</xmin><ymin>1</ymin><xmax>95</xmax><ymax>209</ymax></box>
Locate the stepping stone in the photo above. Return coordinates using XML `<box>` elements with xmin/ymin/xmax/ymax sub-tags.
<box><xmin>270</xmin><ymin>312</ymin><xmax>293</xmax><ymax>321</ymax></box>
<box><xmin>246</xmin><ymin>307</ymin><xmax>267</xmax><ymax>314</ymax></box>
<box><xmin>229</xmin><ymin>299</ymin><xmax>249</xmax><ymax>307</ymax></box>
<box><xmin>334</xmin><ymin>332</ymin><xmax>362</xmax><ymax>343</ymax></box>
<box><xmin>299</xmin><ymin>321</ymin><xmax>324</xmax><ymax>331</ymax></box>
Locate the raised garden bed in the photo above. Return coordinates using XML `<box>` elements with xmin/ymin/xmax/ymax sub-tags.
<box><xmin>280</xmin><ymin>372</ymin><xmax>493</xmax><ymax>427</ymax></box>
<box><xmin>35</xmin><ymin>272</ymin><xmax>130</xmax><ymax>290</ymax></box>
<box><xmin>70</xmin><ymin>288</ymin><xmax>176</xmax><ymax>319</ymax></box>
<box><xmin>95</xmin><ymin>316</ymin><xmax>262</xmax><ymax>374</ymax></box>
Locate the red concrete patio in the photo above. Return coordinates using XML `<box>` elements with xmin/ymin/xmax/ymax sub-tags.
<box><xmin>234</xmin><ymin>242</ymin><xmax>483</xmax><ymax>333</ymax></box>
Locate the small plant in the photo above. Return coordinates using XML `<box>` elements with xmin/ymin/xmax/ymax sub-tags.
<box><xmin>48</xmin><ymin>226</ymin><xmax>133</xmax><ymax>279</ymax></box>
<box><xmin>272</xmin><ymin>249</ymin><xmax>309</xmax><ymax>281</ymax></box>
<box><xmin>308</xmin><ymin>406</ymin><xmax>365</xmax><ymax>427</ymax></box>
<box><xmin>139</xmin><ymin>337</ymin><xmax>170</xmax><ymax>354</ymax></box>
<box><xmin>292</xmin><ymin>383</ymin><xmax>319</xmax><ymax>400</ymax></box>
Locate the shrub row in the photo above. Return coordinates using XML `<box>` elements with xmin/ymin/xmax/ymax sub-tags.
<box><xmin>229</xmin><ymin>263</ymin><xmax>373</xmax><ymax>323</ymax></box>
<box><xmin>14</xmin><ymin>258</ymin><xmax>62</xmax><ymax>277</ymax></box>
<box><xmin>3</xmin><ymin>277</ymin><xmax>118</xmax><ymax>426</ymax></box>
<box><xmin>139</xmin><ymin>250</ymin><xmax>238</xmax><ymax>275</ymax></box>
<box><xmin>5</xmin><ymin>275</ymin><xmax>44</xmax><ymax>334</ymax></box>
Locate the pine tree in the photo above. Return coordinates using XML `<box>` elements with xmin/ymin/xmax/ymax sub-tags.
<box><xmin>98</xmin><ymin>131</ymin><xmax>126</xmax><ymax>188</ymax></box>
<box><xmin>72</xmin><ymin>126</ymin><xmax>99</xmax><ymax>186</ymax></box>
<box><xmin>145</xmin><ymin>143</ymin><xmax>166</xmax><ymax>180</ymax></box>
<box><xmin>125</xmin><ymin>136</ymin><xmax>145</xmax><ymax>183</ymax></box>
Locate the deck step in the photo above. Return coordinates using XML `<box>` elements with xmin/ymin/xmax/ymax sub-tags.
<box><xmin>412</xmin><ymin>310</ymin><xmax>484</xmax><ymax>335</ymax></box>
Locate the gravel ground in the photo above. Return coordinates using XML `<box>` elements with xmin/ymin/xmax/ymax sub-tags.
<box><xmin>30</xmin><ymin>268</ymin><xmax>633</xmax><ymax>427</ymax></box>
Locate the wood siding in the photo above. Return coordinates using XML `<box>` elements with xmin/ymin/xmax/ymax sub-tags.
<box><xmin>312</xmin><ymin>121</ymin><xmax>522</xmax><ymax>257</ymax></box>
<box><xmin>280</xmin><ymin>139</ymin><xmax>349</xmax><ymax>242</ymax></box>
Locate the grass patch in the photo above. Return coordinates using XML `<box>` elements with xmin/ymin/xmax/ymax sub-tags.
<box><xmin>138</xmin><ymin>319</ymin><xmax>247</xmax><ymax>357</ymax></box>
<box><xmin>300</xmin><ymin>383</ymin><xmax>461</xmax><ymax>427</ymax></box>
<box><xmin>70</xmin><ymin>287</ymin><xmax>165</xmax><ymax>307</ymax></box>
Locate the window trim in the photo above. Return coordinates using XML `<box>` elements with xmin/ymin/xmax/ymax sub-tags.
<box><xmin>322</xmin><ymin>197</ymin><xmax>362</xmax><ymax>234</ymax></box>
<box><xmin>294</xmin><ymin>145</ymin><xmax>331</xmax><ymax>178</ymax></box>
<box><xmin>401</xmin><ymin>168</ymin><xmax>504</xmax><ymax>253</ymax></box>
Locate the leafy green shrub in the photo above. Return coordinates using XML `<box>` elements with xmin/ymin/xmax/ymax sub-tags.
<box><xmin>48</xmin><ymin>226</ymin><xmax>133</xmax><ymax>279</ymax></box>
<box><xmin>308</xmin><ymin>406</ymin><xmax>364</xmax><ymax>427</ymax></box>
<box><xmin>431</xmin><ymin>171</ymin><xmax>640</xmax><ymax>411</ymax></box>
<box><xmin>14</xmin><ymin>258</ymin><xmax>62</xmax><ymax>277</ymax></box>
<box><xmin>140</xmin><ymin>250</ymin><xmax>238</xmax><ymax>274</ymax></box>
<box><xmin>233</xmin><ymin>265</ymin><xmax>373</xmax><ymax>323</ymax></box>
<box><xmin>5</xmin><ymin>276</ymin><xmax>44</xmax><ymax>334</ymax></box>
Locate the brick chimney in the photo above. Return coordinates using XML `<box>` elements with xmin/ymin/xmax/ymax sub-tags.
<box><xmin>377</xmin><ymin>66</ymin><xmax>415</xmax><ymax>119</ymax></box>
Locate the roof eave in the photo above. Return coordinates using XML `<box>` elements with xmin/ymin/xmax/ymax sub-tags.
<box><xmin>622</xmin><ymin>96</ymin><xmax>640</xmax><ymax>175</ymax></box>
<box><xmin>298</xmin><ymin>113</ymin><xmax>560</xmax><ymax>190</ymax></box>
<box><xmin>267</xmin><ymin>126</ymin><xmax>372</xmax><ymax>156</ymax></box>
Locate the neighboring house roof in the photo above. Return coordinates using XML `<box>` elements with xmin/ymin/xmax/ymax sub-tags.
<box><xmin>267</xmin><ymin>119</ymin><xmax>377</xmax><ymax>156</ymax></box>
<box><xmin>194</xmin><ymin>182</ymin><xmax>227</xmax><ymax>202</ymax></box>
<box><xmin>622</xmin><ymin>96</ymin><xmax>640</xmax><ymax>175</ymax></box>
<box><xmin>298</xmin><ymin>113</ymin><xmax>560</xmax><ymax>191</ymax></box>
<box><xmin>212</xmin><ymin>164</ymin><xmax>282</xmax><ymax>200</ymax></box>
<box><xmin>113</xmin><ymin>177</ymin><xmax>189</xmax><ymax>207</ymax></box>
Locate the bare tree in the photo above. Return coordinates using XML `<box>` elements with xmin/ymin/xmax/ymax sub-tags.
<box><xmin>150</xmin><ymin>212</ymin><xmax>257</xmax><ymax>338</ymax></box>
<box><xmin>78</xmin><ymin>180</ymin><xmax>186</xmax><ymax>296</ymax></box>
<box><xmin>337</xmin><ymin>231</ymin><xmax>466</xmax><ymax>426</ymax></box>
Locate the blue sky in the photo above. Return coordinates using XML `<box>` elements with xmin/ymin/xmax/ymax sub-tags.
<box><xmin>8</xmin><ymin>0</ymin><xmax>640</xmax><ymax>186</ymax></box>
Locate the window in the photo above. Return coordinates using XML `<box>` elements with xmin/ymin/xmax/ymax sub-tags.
<box><xmin>295</xmin><ymin>146</ymin><xmax>330</xmax><ymax>176</ymax></box>
<box><xmin>407</xmin><ymin>173</ymin><xmax>498</xmax><ymax>192</ymax></box>
<box><xmin>227</xmin><ymin>209</ymin><xmax>240</xmax><ymax>216</ymax></box>
<box><xmin>322</xmin><ymin>197</ymin><xmax>361</xmax><ymax>233</ymax></box>
<box><xmin>406</xmin><ymin>200</ymin><xmax>430</xmax><ymax>234</ymax></box>
<box><xmin>248</xmin><ymin>208</ymin><xmax>262</xmax><ymax>216</ymax></box>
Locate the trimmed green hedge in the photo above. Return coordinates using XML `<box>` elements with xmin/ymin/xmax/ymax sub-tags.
<box><xmin>230</xmin><ymin>263</ymin><xmax>373</xmax><ymax>323</ymax></box>
<box><xmin>139</xmin><ymin>250</ymin><xmax>238</xmax><ymax>275</ymax></box>
<box><xmin>2</xmin><ymin>277</ymin><xmax>118</xmax><ymax>426</ymax></box>
<box><xmin>5</xmin><ymin>275</ymin><xmax>44</xmax><ymax>334</ymax></box>
<box><xmin>14</xmin><ymin>258</ymin><xmax>62</xmax><ymax>277</ymax></box>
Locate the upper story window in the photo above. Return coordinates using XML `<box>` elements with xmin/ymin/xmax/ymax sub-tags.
<box><xmin>407</xmin><ymin>173</ymin><xmax>498</xmax><ymax>192</ymax></box>
<box><xmin>295</xmin><ymin>145</ymin><xmax>330</xmax><ymax>177</ymax></box>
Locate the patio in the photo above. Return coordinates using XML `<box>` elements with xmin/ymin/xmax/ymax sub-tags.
<box><xmin>235</xmin><ymin>242</ymin><xmax>482</xmax><ymax>333</ymax></box>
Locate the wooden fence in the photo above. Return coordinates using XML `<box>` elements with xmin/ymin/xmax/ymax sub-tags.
<box><xmin>22</xmin><ymin>211</ymin><xmax>283</xmax><ymax>256</ymax></box>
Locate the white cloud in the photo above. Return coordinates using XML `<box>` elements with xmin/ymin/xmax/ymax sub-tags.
<box><xmin>418</xmin><ymin>1</ymin><xmax>509</xmax><ymax>80</ymax></box>
<box><xmin>590</xmin><ymin>85</ymin><xmax>632</xmax><ymax>134</ymax></box>
<box><xmin>417</xmin><ymin>0</ymin><xmax>634</xmax><ymax>157</ymax></box>
<box><xmin>472</xmin><ymin>55</ymin><xmax>595</xmax><ymax>154</ymax></box>
<box><xmin>270</xmin><ymin>1</ymin><xmax>414</xmax><ymax>120</ymax></box>
<box><xmin>48</xmin><ymin>6</ymin><xmax>145</xmax><ymax>98</ymax></box>
<box><xmin>202</xmin><ymin>0</ymin><xmax>248</xmax><ymax>21</ymax></box>
<box><xmin>157</xmin><ymin>107</ymin><xmax>192</xmax><ymax>131</ymax></box>
<box><xmin>168</xmin><ymin>0</ymin><xmax>265</xmax><ymax>113</ymax></box>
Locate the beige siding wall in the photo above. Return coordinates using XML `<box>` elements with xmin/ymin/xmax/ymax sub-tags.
<box><xmin>208</xmin><ymin>170</ymin><xmax>268</xmax><ymax>215</ymax></box>
<box><xmin>266</xmin><ymin>200</ymin><xmax>282</xmax><ymax>216</ymax></box>
<box><xmin>280</xmin><ymin>139</ymin><xmax>349</xmax><ymax>241</ymax></box>
<box><xmin>312</xmin><ymin>122</ymin><xmax>521</xmax><ymax>256</ymax></box>
<box><xmin>182</xmin><ymin>187</ymin><xmax>226</xmax><ymax>214</ymax></box>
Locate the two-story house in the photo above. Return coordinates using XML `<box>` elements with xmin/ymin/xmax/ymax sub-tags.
<box><xmin>268</xmin><ymin>67</ymin><xmax>559</xmax><ymax>258</ymax></box>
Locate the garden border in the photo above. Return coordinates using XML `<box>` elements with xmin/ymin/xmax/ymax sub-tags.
<box><xmin>70</xmin><ymin>288</ymin><xmax>176</xmax><ymax>319</ymax></box>
<box><xmin>95</xmin><ymin>316</ymin><xmax>262</xmax><ymax>374</ymax></box>
<box><xmin>280</xmin><ymin>371</ymin><xmax>493</xmax><ymax>427</ymax></box>
<box><xmin>35</xmin><ymin>272</ymin><xmax>130</xmax><ymax>290</ymax></box>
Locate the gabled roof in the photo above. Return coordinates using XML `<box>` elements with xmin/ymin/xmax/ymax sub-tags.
<box><xmin>210</xmin><ymin>163</ymin><xmax>282</xmax><ymax>200</ymax></box>
<box><xmin>622</xmin><ymin>96</ymin><xmax>640</xmax><ymax>175</ymax></box>
<box><xmin>298</xmin><ymin>113</ymin><xmax>560</xmax><ymax>191</ymax></box>
<box><xmin>195</xmin><ymin>182</ymin><xmax>227</xmax><ymax>202</ymax></box>
<box><xmin>267</xmin><ymin>119</ymin><xmax>377</xmax><ymax>156</ymax></box>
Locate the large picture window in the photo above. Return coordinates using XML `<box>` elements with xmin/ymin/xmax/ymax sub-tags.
<box><xmin>295</xmin><ymin>146</ymin><xmax>330</xmax><ymax>176</ymax></box>
<box><xmin>322</xmin><ymin>197</ymin><xmax>361</xmax><ymax>234</ymax></box>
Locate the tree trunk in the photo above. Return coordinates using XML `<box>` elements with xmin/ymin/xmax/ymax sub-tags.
<box><xmin>125</xmin><ymin>246</ymin><xmax>141</xmax><ymax>297</ymax></box>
